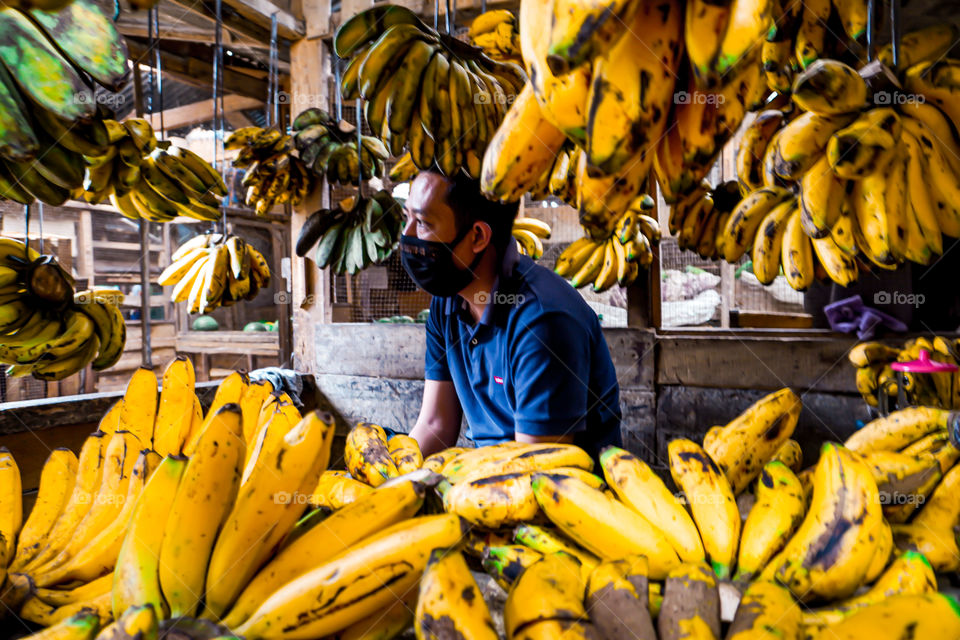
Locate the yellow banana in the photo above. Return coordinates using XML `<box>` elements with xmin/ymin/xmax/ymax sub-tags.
<box><xmin>585</xmin><ymin>556</ymin><xmax>656</xmax><ymax>640</ymax></box>
<box><xmin>658</xmin><ymin>562</ymin><xmax>721</xmax><ymax>639</ymax></box>
<box><xmin>415</xmin><ymin>549</ymin><xmax>497</xmax><ymax>640</ymax></box>
<box><xmin>735</xmin><ymin>460</ymin><xmax>805</xmax><ymax>580</ymax></box>
<box><xmin>11</xmin><ymin>448</ymin><xmax>76</xmax><ymax>571</ymax></box>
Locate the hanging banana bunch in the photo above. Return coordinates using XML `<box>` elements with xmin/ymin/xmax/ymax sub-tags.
<box><xmin>227</xmin><ymin>126</ymin><xmax>314</xmax><ymax>216</ymax></box>
<box><xmin>295</xmin><ymin>190</ymin><xmax>404</xmax><ymax>274</ymax></box>
<box><xmin>512</xmin><ymin>217</ymin><xmax>551</xmax><ymax>260</ymax></box>
<box><xmin>292</xmin><ymin>108</ymin><xmax>390</xmax><ymax>185</ymax></box>
<box><xmin>468</xmin><ymin>10</ymin><xmax>521</xmax><ymax>64</ymax></box>
<box><xmin>0</xmin><ymin>0</ymin><xmax>130</xmax><ymax>205</ymax></box>
<box><xmin>0</xmin><ymin>238</ymin><xmax>126</xmax><ymax>380</ymax></box>
<box><xmin>158</xmin><ymin>233</ymin><xmax>271</xmax><ymax>314</ymax></box>
<box><xmin>849</xmin><ymin>337</ymin><xmax>960</xmax><ymax>409</ymax></box>
<box><xmin>334</xmin><ymin>4</ymin><xmax>525</xmax><ymax>178</ymax></box>
<box><xmin>80</xmin><ymin>117</ymin><xmax>228</xmax><ymax>223</ymax></box>
<box><xmin>388</xmin><ymin>152</ymin><xmax>419</xmax><ymax>183</ymax></box>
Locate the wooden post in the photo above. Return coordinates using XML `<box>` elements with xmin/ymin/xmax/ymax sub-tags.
<box><xmin>76</xmin><ymin>210</ymin><xmax>95</xmax><ymax>286</ymax></box>
<box><xmin>287</xmin><ymin>0</ymin><xmax>330</xmax><ymax>373</ymax></box>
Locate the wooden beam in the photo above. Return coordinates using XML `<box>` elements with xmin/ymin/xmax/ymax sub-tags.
<box><xmin>126</xmin><ymin>39</ymin><xmax>270</xmax><ymax>100</ymax></box>
<box><xmin>164</xmin><ymin>0</ymin><xmax>300</xmax><ymax>50</ymax></box>
<box><xmin>222</xmin><ymin>0</ymin><xmax>304</xmax><ymax>40</ymax></box>
<box><xmin>150</xmin><ymin>95</ymin><xmax>264</xmax><ymax>130</ymax></box>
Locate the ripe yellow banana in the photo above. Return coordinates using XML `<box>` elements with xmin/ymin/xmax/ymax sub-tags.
<box><xmin>531</xmin><ymin>472</ymin><xmax>680</xmax><ymax>578</ymax></box>
<box><xmin>600</xmin><ymin>446</ymin><xmax>704</xmax><ymax>563</ymax></box>
<box><xmin>203</xmin><ymin>411</ymin><xmax>335</xmax><ymax>619</ymax></box>
<box><xmin>586</xmin><ymin>556</ymin><xmax>656</xmax><ymax>640</ymax></box>
<box><xmin>503</xmin><ymin>551</ymin><xmax>589</xmax><ymax>638</ymax></box>
<box><xmin>152</xmin><ymin>356</ymin><xmax>196</xmax><ymax>457</ymax></box>
<box><xmin>752</xmin><ymin>198</ymin><xmax>797</xmax><ymax>285</ymax></box>
<box><xmin>222</xmin><ymin>479</ymin><xmax>426</xmax><ymax>629</ymax></box>
<box><xmin>818</xmin><ymin>593</ymin><xmax>960</xmax><ymax>639</ymax></box>
<box><xmin>768</xmin><ymin>443</ymin><xmax>883</xmax><ymax>601</ymax></box>
<box><xmin>158</xmin><ymin>405</ymin><xmax>245</xmax><ymax>617</ymax></box>
<box><xmin>727</xmin><ymin>581</ymin><xmax>800</xmax><ymax>640</ymax></box>
<box><xmin>444</xmin><ymin>443</ymin><xmax>593</xmax><ymax>484</ymax></box>
<box><xmin>234</xmin><ymin>514</ymin><xmax>467</xmax><ymax>639</ymax></box>
<box><xmin>668</xmin><ymin>438</ymin><xmax>740</xmax><ymax>579</ymax></box>
<box><xmin>735</xmin><ymin>460</ymin><xmax>805</xmax><ymax>580</ymax></box>
<box><xmin>416</xmin><ymin>549</ymin><xmax>497</xmax><ymax>640</ymax></box>
<box><xmin>844</xmin><ymin>407</ymin><xmax>950</xmax><ymax>453</ymax></box>
<box><xmin>706</xmin><ymin>388</ymin><xmax>801</xmax><ymax>494</ymax></box>
<box><xmin>11</xmin><ymin>448</ymin><xmax>76</xmax><ymax>571</ymax></box>
<box><xmin>112</xmin><ymin>454</ymin><xmax>186</xmax><ymax>619</ymax></box>
<box><xmin>344</xmin><ymin>422</ymin><xmax>399</xmax><ymax>487</ymax></box>
<box><xmin>658</xmin><ymin>562</ymin><xmax>721</xmax><ymax>639</ymax></box>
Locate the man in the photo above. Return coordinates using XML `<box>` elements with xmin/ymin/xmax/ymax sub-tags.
<box><xmin>401</xmin><ymin>169</ymin><xmax>622</xmax><ymax>459</ymax></box>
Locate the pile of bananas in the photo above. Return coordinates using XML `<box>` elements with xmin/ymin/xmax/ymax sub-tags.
<box><xmin>850</xmin><ymin>336</ymin><xmax>960</xmax><ymax>409</ymax></box>
<box><xmin>669</xmin><ymin>180</ymin><xmax>741</xmax><ymax>260</ymax></box>
<box><xmin>554</xmin><ymin>192</ymin><xmax>660</xmax><ymax>291</ymax></box>
<box><xmin>7</xmin><ymin>368</ymin><xmax>960</xmax><ymax>638</ymax></box>
<box><xmin>335</xmin><ymin>4</ymin><xmax>525</xmax><ymax>176</ymax></box>
<box><xmin>158</xmin><ymin>234</ymin><xmax>271</xmax><ymax>314</ymax></box>
<box><xmin>291</xmin><ymin>108</ymin><xmax>389</xmax><ymax>185</ymax></box>
<box><xmin>295</xmin><ymin>190</ymin><xmax>403</xmax><ymax>274</ymax></box>
<box><xmin>227</xmin><ymin>127</ymin><xmax>313</xmax><ymax>216</ymax></box>
<box><xmin>80</xmin><ymin>118</ymin><xmax>228</xmax><ymax>223</ymax></box>
<box><xmin>468</xmin><ymin>9</ymin><xmax>521</xmax><ymax>63</ymax></box>
<box><xmin>511</xmin><ymin>216</ymin><xmax>551</xmax><ymax>260</ymax></box>
<box><xmin>0</xmin><ymin>238</ymin><xmax>125</xmax><ymax>381</ymax></box>
<box><xmin>717</xmin><ymin>57</ymin><xmax>960</xmax><ymax>291</ymax></box>
<box><xmin>0</xmin><ymin>0</ymin><xmax>130</xmax><ymax>205</ymax></box>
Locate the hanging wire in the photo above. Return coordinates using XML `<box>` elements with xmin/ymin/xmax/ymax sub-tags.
<box><xmin>37</xmin><ymin>203</ymin><xmax>43</xmax><ymax>247</ymax></box>
<box><xmin>146</xmin><ymin>9</ymin><xmax>154</xmax><ymax>117</ymax></box>
<box><xmin>23</xmin><ymin>204</ymin><xmax>30</xmax><ymax>259</ymax></box>
<box><xmin>267</xmin><ymin>14</ymin><xmax>279</xmax><ymax>129</ymax></box>
<box><xmin>434</xmin><ymin>0</ymin><xmax>438</xmax><ymax>31</ymax></box>
<box><xmin>890</xmin><ymin>0</ymin><xmax>901</xmax><ymax>68</ymax></box>
<box><xmin>356</xmin><ymin>98</ymin><xmax>363</xmax><ymax>198</ymax></box>
<box><xmin>334</xmin><ymin>57</ymin><xmax>343</xmax><ymax>122</ymax></box>
<box><xmin>445</xmin><ymin>0</ymin><xmax>451</xmax><ymax>33</ymax></box>
<box><xmin>451</xmin><ymin>0</ymin><xmax>456</xmax><ymax>33</ymax></box>
<box><xmin>214</xmin><ymin>0</ymin><xmax>228</xmax><ymax>236</ymax></box>
<box><xmin>153</xmin><ymin>7</ymin><xmax>165</xmax><ymax>134</ymax></box>
<box><xmin>866</xmin><ymin>0</ymin><xmax>876</xmax><ymax>61</ymax></box>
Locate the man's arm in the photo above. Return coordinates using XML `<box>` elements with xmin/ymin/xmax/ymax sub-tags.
<box><xmin>409</xmin><ymin>380</ymin><xmax>464</xmax><ymax>457</ymax></box>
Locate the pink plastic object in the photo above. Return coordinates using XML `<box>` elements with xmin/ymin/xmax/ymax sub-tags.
<box><xmin>891</xmin><ymin>349</ymin><xmax>959</xmax><ymax>373</ymax></box>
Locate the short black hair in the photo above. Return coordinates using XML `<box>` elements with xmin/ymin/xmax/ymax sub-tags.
<box><xmin>429</xmin><ymin>170</ymin><xmax>519</xmax><ymax>254</ymax></box>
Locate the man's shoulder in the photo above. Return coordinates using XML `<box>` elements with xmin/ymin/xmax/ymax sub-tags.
<box><xmin>508</xmin><ymin>259</ymin><xmax>600</xmax><ymax>328</ymax></box>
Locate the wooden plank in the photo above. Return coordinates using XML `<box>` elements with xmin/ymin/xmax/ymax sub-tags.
<box><xmin>77</xmin><ymin>210</ymin><xmax>94</xmax><ymax>284</ymax></box>
<box><xmin>655</xmin><ymin>385</ymin><xmax>872</xmax><ymax>470</ymax></box>
<box><xmin>177</xmin><ymin>332</ymin><xmax>280</xmax><ymax>357</ymax></box>
<box><xmin>92</xmin><ymin>241</ymin><xmax>164</xmax><ymax>252</ymax></box>
<box><xmin>311</xmin><ymin>324</ymin><xmax>655</xmax><ymax>389</ymax></box>
<box><xmin>656</xmin><ymin>334</ymin><xmax>862</xmax><ymax>393</ymax></box>
<box><xmin>152</xmin><ymin>95</ymin><xmax>264</xmax><ymax>131</ymax></box>
<box><xmin>222</xmin><ymin>0</ymin><xmax>305</xmax><ymax>40</ymax></box>
<box><xmin>731</xmin><ymin>311</ymin><xmax>814</xmax><ymax>329</ymax></box>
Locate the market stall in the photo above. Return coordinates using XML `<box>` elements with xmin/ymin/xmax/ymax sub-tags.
<box><xmin>1</xmin><ymin>0</ymin><xmax>960</xmax><ymax>637</ymax></box>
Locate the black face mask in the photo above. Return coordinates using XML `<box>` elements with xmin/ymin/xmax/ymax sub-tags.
<box><xmin>400</xmin><ymin>224</ymin><xmax>484</xmax><ymax>297</ymax></box>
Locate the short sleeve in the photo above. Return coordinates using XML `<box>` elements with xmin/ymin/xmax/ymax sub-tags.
<box><xmin>424</xmin><ymin>298</ymin><xmax>451</xmax><ymax>381</ymax></box>
<box><xmin>510</xmin><ymin>312</ymin><xmax>590</xmax><ymax>437</ymax></box>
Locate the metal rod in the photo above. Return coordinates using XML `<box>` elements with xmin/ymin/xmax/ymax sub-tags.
<box><xmin>269</xmin><ymin>14</ymin><xmax>279</xmax><ymax>129</ymax></box>
<box><xmin>154</xmin><ymin>7</ymin><xmax>164</xmax><ymax>134</ymax></box>
<box><xmin>890</xmin><ymin>0</ymin><xmax>901</xmax><ymax>68</ymax></box>
<box><xmin>132</xmin><ymin>46</ymin><xmax>152</xmax><ymax>368</ymax></box>
<box><xmin>23</xmin><ymin>204</ymin><xmax>30</xmax><ymax>258</ymax></box>
<box><xmin>147</xmin><ymin>9</ymin><xmax>154</xmax><ymax>117</ymax></box>
<box><xmin>356</xmin><ymin>98</ymin><xmax>363</xmax><ymax>198</ymax></box>
<box><xmin>37</xmin><ymin>202</ymin><xmax>42</xmax><ymax>245</ymax></box>
<box><xmin>434</xmin><ymin>0</ymin><xmax>438</xmax><ymax>31</ymax></box>
<box><xmin>866</xmin><ymin>0</ymin><xmax>876</xmax><ymax>61</ymax></box>
<box><xmin>445</xmin><ymin>0</ymin><xmax>451</xmax><ymax>33</ymax></box>
<box><xmin>334</xmin><ymin>57</ymin><xmax>343</xmax><ymax>122</ymax></box>
<box><xmin>451</xmin><ymin>0</ymin><xmax>456</xmax><ymax>33</ymax></box>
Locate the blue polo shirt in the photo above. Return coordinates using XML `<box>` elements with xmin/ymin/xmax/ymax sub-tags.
<box><xmin>424</xmin><ymin>244</ymin><xmax>622</xmax><ymax>459</ymax></box>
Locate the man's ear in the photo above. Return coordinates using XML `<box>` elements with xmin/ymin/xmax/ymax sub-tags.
<box><xmin>472</xmin><ymin>221</ymin><xmax>494</xmax><ymax>253</ymax></box>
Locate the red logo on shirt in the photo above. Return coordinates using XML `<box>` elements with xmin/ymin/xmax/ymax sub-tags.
<box><xmin>494</xmin><ymin>376</ymin><xmax>504</xmax><ymax>385</ymax></box>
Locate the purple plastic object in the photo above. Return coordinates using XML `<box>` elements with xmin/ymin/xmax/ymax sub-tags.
<box><xmin>891</xmin><ymin>349</ymin><xmax>959</xmax><ymax>373</ymax></box>
<box><xmin>823</xmin><ymin>295</ymin><xmax>908</xmax><ymax>340</ymax></box>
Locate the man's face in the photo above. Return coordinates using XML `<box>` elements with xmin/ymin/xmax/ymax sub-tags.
<box><xmin>404</xmin><ymin>172</ymin><xmax>487</xmax><ymax>271</ymax></box>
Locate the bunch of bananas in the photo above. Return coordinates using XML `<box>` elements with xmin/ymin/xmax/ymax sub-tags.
<box><xmin>295</xmin><ymin>191</ymin><xmax>403</xmax><ymax>274</ymax></box>
<box><xmin>468</xmin><ymin>9</ymin><xmax>521</xmax><ymax>63</ymax></box>
<box><xmin>482</xmin><ymin>0</ymin><xmax>767</xmax><ymax>275</ymax></box>
<box><xmin>0</xmin><ymin>238</ymin><xmax>125</xmax><ymax>381</ymax></box>
<box><xmin>761</xmin><ymin>6</ymin><xmax>958</xmax><ymax>95</ymax></box>
<box><xmin>158</xmin><ymin>233</ymin><xmax>271</xmax><ymax>314</ymax></box>
<box><xmin>291</xmin><ymin>108</ymin><xmax>389</xmax><ymax>185</ymax></box>
<box><xmin>335</xmin><ymin>4</ymin><xmax>525</xmax><ymax>177</ymax></box>
<box><xmin>0</xmin><ymin>0</ymin><xmax>130</xmax><ymax>206</ymax></box>
<box><xmin>227</xmin><ymin>127</ymin><xmax>313</xmax><ymax>216</ymax></box>
<box><xmin>720</xmin><ymin>57</ymin><xmax>960</xmax><ymax>291</ymax></box>
<box><xmin>850</xmin><ymin>336</ymin><xmax>960</xmax><ymax>409</ymax></box>
<box><xmin>387</xmin><ymin>152</ymin><xmax>418</xmax><ymax>183</ymax></box>
<box><xmin>80</xmin><ymin>118</ymin><xmax>228</xmax><ymax>223</ymax></box>
<box><xmin>669</xmin><ymin>180</ymin><xmax>741</xmax><ymax>260</ymax></box>
<box><xmin>511</xmin><ymin>216</ymin><xmax>551</xmax><ymax>260</ymax></box>
<box><xmin>553</xmin><ymin>192</ymin><xmax>660</xmax><ymax>291</ymax></box>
